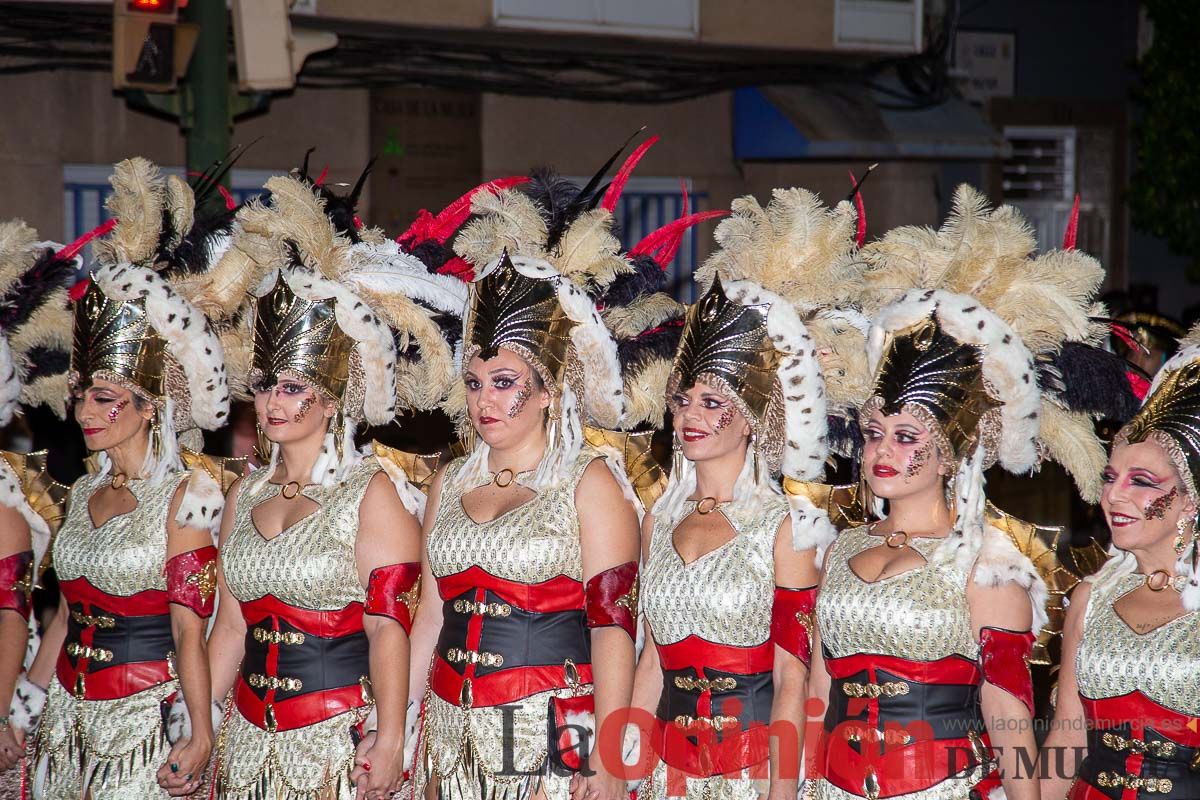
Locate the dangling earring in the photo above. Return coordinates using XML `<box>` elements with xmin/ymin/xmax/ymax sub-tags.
<box><xmin>1175</xmin><ymin>513</ymin><xmax>1195</xmax><ymax>555</ymax></box>
<box><xmin>149</xmin><ymin>409</ymin><xmax>163</xmax><ymax>467</ymax></box>
<box><xmin>751</xmin><ymin>432</ymin><xmax>760</xmax><ymax>477</ymax></box>
<box><xmin>671</xmin><ymin>432</ymin><xmax>684</xmax><ymax>479</ymax></box>
<box><xmin>332</xmin><ymin>408</ymin><xmax>345</xmax><ymax>462</ymax></box>
<box><xmin>254</xmin><ymin>422</ymin><xmax>270</xmax><ymax>465</ymax></box>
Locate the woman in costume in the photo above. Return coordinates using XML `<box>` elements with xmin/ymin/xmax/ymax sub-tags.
<box><xmin>807</xmin><ymin>187</ymin><xmax>1123</xmax><ymax>800</ymax></box>
<box><xmin>630</xmin><ymin>188</ymin><xmax>859</xmax><ymax>800</ymax></box>
<box><xmin>404</xmin><ymin>155</ymin><xmax>651</xmax><ymax>800</ymax></box>
<box><xmin>18</xmin><ymin>158</ymin><xmax>233</xmax><ymax>799</ymax></box>
<box><xmin>206</xmin><ymin>172</ymin><xmax>444</xmax><ymax>800</ymax></box>
<box><xmin>1039</xmin><ymin>324</ymin><xmax>1200</xmax><ymax>800</ymax></box>
<box><xmin>0</xmin><ymin>222</ymin><xmax>77</xmax><ymax>789</ymax></box>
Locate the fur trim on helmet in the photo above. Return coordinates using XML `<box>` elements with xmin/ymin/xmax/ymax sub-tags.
<box><xmin>867</xmin><ymin>289</ymin><xmax>1041</xmax><ymax>474</ymax></box>
<box><xmin>725</xmin><ymin>280</ymin><xmax>829</xmax><ymax>482</ymax></box>
<box><xmin>252</xmin><ymin>267</ymin><xmax>398</xmax><ymax>426</ymax></box>
<box><xmin>91</xmin><ymin>262</ymin><xmax>230</xmax><ymax>432</ymax></box>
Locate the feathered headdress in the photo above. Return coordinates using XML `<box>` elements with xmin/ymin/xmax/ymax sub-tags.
<box><xmin>694</xmin><ymin>186</ymin><xmax>873</xmax><ymax>456</ymax></box>
<box><xmin>69</xmin><ymin>157</ymin><xmax>239</xmax><ymax>534</ymax></box>
<box><xmin>857</xmin><ymin>186</ymin><xmax>1137</xmax><ymax>630</ymax></box>
<box><xmin>0</xmin><ymin>221</ymin><xmax>79</xmax><ymax>423</ymax></box>
<box><xmin>652</xmin><ymin>186</ymin><xmax>867</xmax><ymax>557</ymax></box>
<box><xmin>451</xmin><ymin>138</ymin><xmax>653</xmax><ymax>490</ymax></box>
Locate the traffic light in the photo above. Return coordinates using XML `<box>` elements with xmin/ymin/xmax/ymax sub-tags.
<box><xmin>232</xmin><ymin>0</ymin><xmax>337</xmax><ymax>92</ymax></box>
<box><xmin>113</xmin><ymin>0</ymin><xmax>198</xmax><ymax>91</ymax></box>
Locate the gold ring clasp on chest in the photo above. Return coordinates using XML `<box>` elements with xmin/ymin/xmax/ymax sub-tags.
<box><xmin>280</xmin><ymin>481</ymin><xmax>302</xmax><ymax>500</ymax></box>
<box><xmin>885</xmin><ymin>531</ymin><xmax>909</xmax><ymax>549</ymax></box>
<box><xmin>1145</xmin><ymin>569</ymin><xmax>1173</xmax><ymax>592</ymax></box>
<box><xmin>696</xmin><ymin>497</ymin><xmax>720</xmax><ymax>515</ymax></box>
<box><xmin>493</xmin><ymin>468</ymin><xmax>515</xmax><ymax>488</ymax></box>
<box><xmin>110</xmin><ymin>473</ymin><xmax>127</xmax><ymax>490</ymax></box>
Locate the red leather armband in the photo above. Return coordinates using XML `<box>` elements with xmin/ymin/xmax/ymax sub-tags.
<box><xmin>165</xmin><ymin>545</ymin><xmax>218</xmax><ymax>618</ymax></box>
<box><xmin>365</xmin><ymin>562</ymin><xmax>421</xmax><ymax>634</ymax></box>
<box><xmin>770</xmin><ymin>586</ymin><xmax>817</xmax><ymax>667</ymax></box>
<box><xmin>979</xmin><ymin>626</ymin><xmax>1036</xmax><ymax>715</ymax></box>
<box><xmin>0</xmin><ymin>550</ymin><xmax>33</xmax><ymax>620</ymax></box>
<box><xmin>584</xmin><ymin>560</ymin><xmax>638</xmax><ymax>639</ymax></box>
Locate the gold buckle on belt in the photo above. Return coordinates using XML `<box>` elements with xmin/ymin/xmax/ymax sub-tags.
<box><xmin>452</xmin><ymin>599</ymin><xmax>512</xmax><ymax>617</ymax></box>
<box><xmin>70</xmin><ymin>610</ymin><xmax>115</xmax><ymax>628</ymax></box>
<box><xmin>1101</xmin><ymin>731</ymin><xmax>1178</xmax><ymax>758</ymax></box>
<box><xmin>445</xmin><ymin>647</ymin><xmax>504</xmax><ymax>667</ymax></box>
<box><xmin>1096</xmin><ymin>771</ymin><xmax>1173</xmax><ymax>793</ymax></box>
<box><xmin>247</xmin><ymin>673</ymin><xmax>304</xmax><ymax>692</ymax></box>
<box><xmin>65</xmin><ymin>642</ymin><xmax>113</xmax><ymax>662</ymax></box>
<box><xmin>673</xmin><ymin>714</ymin><xmax>738</xmax><ymax>731</ymax></box>
<box><xmin>252</xmin><ymin>627</ymin><xmax>306</xmax><ymax>645</ymax></box>
<box><xmin>841</xmin><ymin>680</ymin><xmax>909</xmax><ymax>699</ymax></box>
<box><xmin>673</xmin><ymin>675</ymin><xmax>738</xmax><ymax>693</ymax></box>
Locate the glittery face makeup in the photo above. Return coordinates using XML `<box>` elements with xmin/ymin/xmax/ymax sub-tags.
<box><xmin>714</xmin><ymin>406</ymin><xmax>735</xmax><ymax>432</ymax></box>
<box><xmin>293</xmin><ymin>396</ymin><xmax>315</xmax><ymax>423</ymax></box>
<box><xmin>107</xmin><ymin>400</ymin><xmax>129</xmax><ymax>424</ymax></box>
<box><xmin>507</xmin><ymin>379</ymin><xmax>532</xmax><ymax>419</ymax></box>
<box><xmin>1144</xmin><ymin>486</ymin><xmax>1179</xmax><ymax>520</ymax></box>
<box><xmin>905</xmin><ymin>440</ymin><xmax>933</xmax><ymax>482</ymax></box>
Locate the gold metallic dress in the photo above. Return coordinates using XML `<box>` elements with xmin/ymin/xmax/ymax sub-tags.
<box><xmin>638</xmin><ymin>494</ymin><xmax>791</xmax><ymax>800</ymax></box>
<box><xmin>216</xmin><ymin>460</ymin><xmax>382</xmax><ymax>800</ymax></box>
<box><xmin>810</xmin><ymin>526</ymin><xmax>990</xmax><ymax>800</ymax></box>
<box><xmin>412</xmin><ymin>449</ymin><xmax>603</xmax><ymax>800</ymax></box>
<box><xmin>32</xmin><ymin>471</ymin><xmax>188</xmax><ymax>800</ymax></box>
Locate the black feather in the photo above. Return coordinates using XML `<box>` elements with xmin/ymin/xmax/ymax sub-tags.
<box><xmin>524</xmin><ymin>168</ymin><xmax>584</xmax><ymax>248</ymax></box>
<box><xmin>1047</xmin><ymin>341</ymin><xmax>1140</xmax><ymax>422</ymax></box>
<box><xmin>826</xmin><ymin>410</ymin><xmax>863</xmax><ymax>465</ymax></box>
<box><xmin>23</xmin><ymin>346</ymin><xmax>69</xmax><ymax>383</ymax></box>
<box><xmin>616</xmin><ymin>320</ymin><xmax>683</xmax><ymax>375</ymax></box>
<box><xmin>405</xmin><ymin>239</ymin><xmax>455</xmax><ymax>272</ymax></box>
<box><xmin>0</xmin><ymin>248</ymin><xmax>75</xmax><ymax>334</ymax></box>
<box><xmin>601</xmin><ymin>256</ymin><xmax>667</xmax><ymax>308</ymax></box>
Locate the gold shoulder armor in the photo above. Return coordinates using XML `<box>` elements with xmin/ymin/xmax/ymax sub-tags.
<box><xmin>782</xmin><ymin>479</ymin><xmax>868</xmax><ymax>532</ymax></box>
<box><xmin>372</xmin><ymin>441</ymin><xmax>445</xmax><ymax>495</ymax></box>
<box><xmin>180</xmin><ymin>449</ymin><xmax>249</xmax><ymax>494</ymax></box>
<box><xmin>1</xmin><ymin>450</ymin><xmax>69</xmax><ymax>582</ymax></box>
<box><xmin>985</xmin><ymin>502</ymin><xmax>1109</xmax><ymax>665</ymax></box>
<box><xmin>582</xmin><ymin>427</ymin><xmax>667</xmax><ymax>511</ymax></box>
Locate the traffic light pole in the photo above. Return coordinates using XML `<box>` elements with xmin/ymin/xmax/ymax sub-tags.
<box><xmin>182</xmin><ymin>0</ymin><xmax>230</xmax><ymax>211</ymax></box>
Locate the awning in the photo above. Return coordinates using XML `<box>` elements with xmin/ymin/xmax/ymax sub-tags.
<box><xmin>734</xmin><ymin>84</ymin><xmax>1009</xmax><ymax>161</ymax></box>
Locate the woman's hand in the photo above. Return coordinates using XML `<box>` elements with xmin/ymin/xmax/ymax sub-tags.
<box><xmin>156</xmin><ymin>735</ymin><xmax>212</xmax><ymax>796</ymax></box>
<box><xmin>569</xmin><ymin>761</ymin><xmax>628</xmax><ymax>800</ymax></box>
<box><xmin>0</xmin><ymin>722</ymin><xmax>22</xmax><ymax>771</ymax></box>
<box><xmin>351</xmin><ymin>732</ymin><xmax>403</xmax><ymax>799</ymax></box>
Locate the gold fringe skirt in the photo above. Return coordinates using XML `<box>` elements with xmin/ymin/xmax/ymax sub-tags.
<box><xmin>215</xmin><ymin>705</ymin><xmax>369</xmax><ymax>800</ymax></box>
<box><xmin>29</xmin><ymin>678</ymin><xmax>175</xmax><ymax>800</ymax></box>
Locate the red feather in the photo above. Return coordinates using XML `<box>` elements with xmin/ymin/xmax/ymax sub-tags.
<box><xmin>630</xmin><ymin>210</ymin><xmax>728</xmax><ymax>269</ymax></box>
<box><xmin>1062</xmin><ymin>194</ymin><xmax>1080</xmax><ymax>250</ymax></box>
<box><xmin>601</xmin><ymin>136</ymin><xmax>659</xmax><ymax>213</ymax></box>
<box><xmin>436</xmin><ymin>256</ymin><xmax>475</xmax><ymax>282</ymax></box>
<box><xmin>397</xmin><ymin>176</ymin><xmax>529</xmax><ymax>247</ymax></box>
<box><xmin>314</xmin><ymin>165</ymin><xmax>329</xmax><ymax>187</ymax></box>
<box><xmin>68</xmin><ymin>278</ymin><xmax>91</xmax><ymax>302</ymax></box>
<box><xmin>56</xmin><ymin>218</ymin><xmax>118</xmax><ymax>264</ymax></box>
<box><xmin>187</xmin><ymin>170</ymin><xmax>237</xmax><ymax>211</ymax></box>
<box><xmin>849</xmin><ymin>170</ymin><xmax>867</xmax><ymax>248</ymax></box>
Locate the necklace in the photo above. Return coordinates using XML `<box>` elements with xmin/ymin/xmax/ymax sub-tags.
<box><xmin>279</xmin><ymin>481</ymin><xmax>304</xmax><ymax>500</ymax></box>
<box><xmin>695</xmin><ymin>497</ymin><xmax>721</xmax><ymax>515</ymax></box>
<box><xmin>110</xmin><ymin>473</ymin><xmax>128</xmax><ymax>490</ymax></box>
<box><xmin>1145</xmin><ymin>569</ymin><xmax>1175</xmax><ymax>592</ymax></box>
<box><xmin>884</xmin><ymin>530</ymin><xmax>909</xmax><ymax>549</ymax></box>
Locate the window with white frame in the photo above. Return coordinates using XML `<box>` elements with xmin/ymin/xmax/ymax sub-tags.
<box><xmin>835</xmin><ymin>0</ymin><xmax>924</xmax><ymax>52</ymax></box>
<box><xmin>494</xmin><ymin>0</ymin><xmax>699</xmax><ymax>40</ymax></box>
